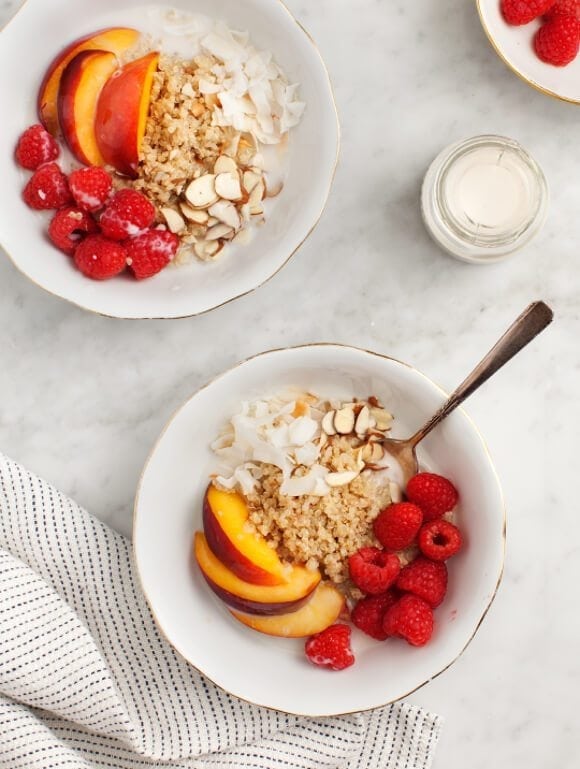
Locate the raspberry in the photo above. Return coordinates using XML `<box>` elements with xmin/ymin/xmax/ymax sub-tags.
<box><xmin>501</xmin><ymin>0</ymin><xmax>556</xmax><ymax>24</ymax></box>
<box><xmin>15</xmin><ymin>124</ymin><xmax>60</xmax><ymax>170</ymax></box>
<box><xmin>534</xmin><ymin>14</ymin><xmax>580</xmax><ymax>64</ymax></box>
<box><xmin>383</xmin><ymin>594</ymin><xmax>434</xmax><ymax>647</ymax></box>
<box><xmin>69</xmin><ymin>167</ymin><xmax>113</xmax><ymax>213</ymax></box>
<box><xmin>373</xmin><ymin>503</ymin><xmax>423</xmax><ymax>551</ymax></box>
<box><xmin>418</xmin><ymin>520</ymin><xmax>463</xmax><ymax>561</ymax></box>
<box><xmin>125</xmin><ymin>229</ymin><xmax>179</xmax><ymax>280</ymax></box>
<box><xmin>23</xmin><ymin>163</ymin><xmax>72</xmax><ymax>210</ymax></box>
<box><xmin>305</xmin><ymin>624</ymin><xmax>355</xmax><ymax>671</ymax></box>
<box><xmin>406</xmin><ymin>473</ymin><xmax>458</xmax><ymax>522</ymax></box>
<box><xmin>396</xmin><ymin>557</ymin><xmax>448</xmax><ymax>608</ymax></box>
<box><xmin>48</xmin><ymin>207</ymin><xmax>98</xmax><ymax>256</ymax></box>
<box><xmin>73</xmin><ymin>235</ymin><xmax>128</xmax><ymax>280</ymax></box>
<box><xmin>546</xmin><ymin>0</ymin><xmax>580</xmax><ymax>18</ymax></box>
<box><xmin>351</xmin><ymin>591</ymin><xmax>398</xmax><ymax>640</ymax></box>
<box><xmin>348</xmin><ymin>547</ymin><xmax>400</xmax><ymax>595</ymax></box>
<box><xmin>99</xmin><ymin>189</ymin><xmax>156</xmax><ymax>241</ymax></box>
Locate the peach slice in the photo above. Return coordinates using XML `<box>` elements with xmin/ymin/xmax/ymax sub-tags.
<box><xmin>230</xmin><ymin>583</ymin><xmax>345</xmax><ymax>638</ymax></box>
<box><xmin>203</xmin><ymin>485</ymin><xmax>288</xmax><ymax>586</ymax></box>
<box><xmin>38</xmin><ymin>27</ymin><xmax>141</xmax><ymax>136</ymax></box>
<box><xmin>58</xmin><ymin>50</ymin><xmax>118</xmax><ymax>166</ymax></box>
<box><xmin>194</xmin><ymin>532</ymin><xmax>320</xmax><ymax>616</ymax></box>
<box><xmin>95</xmin><ymin>52</ymin><xmax>159</xmax><ymax>178</ymax></box>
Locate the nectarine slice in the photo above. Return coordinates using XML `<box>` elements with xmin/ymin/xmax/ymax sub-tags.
<box><xmin>194</xmin><ymin>532</ymin><xmax>320</xmax><ymax>616</ymax></box>
<box><xmin>58</xmin><ymin>50</ymin><xmax>118</xmax><ymax>166</ymax></box>
<box><xmin>230</xmin><ymin>583</ymin><xmax>345</xmax><ymax>638</ymax></box>
<box><xmin>38</xmin><ymin>27</ymin><xmax>141</xmax><ymax>136</ymax></box>
<box><xmin>95</xmin><ymin>52</ymin><xmax>159</xmax><ymax>178</ymax></box>
<box><xmin>203</xmin><ymin>485</ymin><xmax>288</xmax><ymax>586</ymax></box>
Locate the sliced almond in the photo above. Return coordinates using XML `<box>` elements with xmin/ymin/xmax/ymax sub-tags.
<box><xmin>194</xmin><ymin>240</ymin><xmax>222</xmax><ymax>260</ymax></box>
<box><xmin>248</xmin><ymin>179</ymin><xmax>265</xmax><ymax>215</ymax></box>
<box><xmin>160</xmin><ymin>207</ymin><xmax>186</xmax><ymax>234</ymax></box>
<box><xmin>207</xmin><ymin>216</ymin><xmax>219</xmax><ymax>227</ymax></box>
<box><xmin>214</xmin><ymin>155</ymin><xmax>239</xmax><ymax>175</ymax></box>
<box><xmin>321</xmin><ymin>410</ymin><xmax>337</xmax><ymax>436</ymax></box>
<box><xmin>325</xmin><ymin>471</ymin><xmax>358</xmax><ymax>488</ymax></box>
<box><xmin>369</xmin><ymin>443</ymin><xmax>384</xmax><ymax>464</ymax></box>
<box><xmin>224</xmin><ymin>133</ymin><xmax>241</xmax><ymax>158</ymax></box>
<box><xmin>215</xmin><ymin>172</ymin><xmax>242</xmax><ymax>201</ymax></box>
<box><xmin>318</xmin><ymin>432</ymin><xmax>328</xmax><ymax>449</ymax></box>
<box><xmin>179</xmin><ymin>202</ymin><xmax>209</xmax><ymax>224</ymax></box>
<box><xmin>240</xmin><ymin>203</ymin><xmax>252</xmax><ymax>223</ymax></box>
<box><xmin>237</xmin><ymin>133</ymin><xmax>257</xmax><ymax>165</ymax></box>
<box><xmin>371</xmin><ymin>408</ymin><xmax>394</xmax><ymax>431</ymax></box>
<box><xmin>185</xmin><ymin>174</ymin><xmax>218</xmax><ymax>209</ymax></box>
<box><xmin>206</xmin><ymin>223</ymin><xmax>234</xmax><ymax>241</ymax></box>
<box><xmin>334</xmin><ymin>406</ymin><xmax>355</xmax><ymax>435</ymax></box>
<box><xmin>208</xmin><ymin>200</ymin><xmax>241</xmax><ymax>230</ymax></box>
<box><xmin>355</xmin><ymin>406</ymin><xmax>371</xmax><ymax>436</ymax></box>
<box><xmin>242</xmin><ymin>170</ymin><xmax>262</xmax><ymax>195</ymax></box>
<box><xmin>265</xmin><ymin>179</ymin><xmax>284</xmax><ymax>198</ymax></box>
<box><xmin>355</xmin><ymin>448</ymin><xmax>365</xmax><ymax>472</ymax></box>
<box><xmin>389</xmin><ymin>482</ymin><xmax>402</xmax><ymax>503</ymax></box>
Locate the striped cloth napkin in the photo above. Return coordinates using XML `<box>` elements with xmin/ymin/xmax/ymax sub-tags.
<box><xmin>0</xmin><ymin>453</ymin><xmax>443</xmax><ymax>768</ymax></box>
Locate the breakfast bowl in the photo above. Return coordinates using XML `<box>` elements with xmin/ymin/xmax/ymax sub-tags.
<box><xmin>0</xmin><ymin>0</ymin><xmax>339</xmax><ymax>318</ymax></box>
<box><xmin>134</xmin><ymin>344</ymin><xmax>506</xmax><ymax>716</ymax></box>
<box><xmin>477</xmin><ymin>0</ymin><xmax>580</xmax><ymax>103</ymax></box>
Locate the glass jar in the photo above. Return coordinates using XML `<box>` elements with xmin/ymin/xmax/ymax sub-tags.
<box><xmin>421</xmin><ymin>135</ymin><xmax>549</xmax><ymax>263</ymax></box>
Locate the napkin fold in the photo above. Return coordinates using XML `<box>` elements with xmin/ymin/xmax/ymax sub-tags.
<box><xmin>0</xmin><ymin>454</ymin><xmax>442</xmax><ymax>768</ymax></box>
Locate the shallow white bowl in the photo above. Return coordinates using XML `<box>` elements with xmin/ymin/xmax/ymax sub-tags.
<box><xmin>0</xmin><ymin>0</ymin><xmax>338</xmax><ymax>318</ymax></box>
<box><xmin>478</xmin><ymin>0</ymin><xmax>580</xmax><ymax>104</ymax></box>
<box><xmin>134</xmin><ymin>344</ymin><xmax>506</xmax><ymax>716</ymax></box>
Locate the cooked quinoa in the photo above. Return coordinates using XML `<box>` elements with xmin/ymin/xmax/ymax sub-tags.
<box><xmin>242</xmin><ymin>436</ymin><xmax>393</xmax><ymax>584</ymax></box>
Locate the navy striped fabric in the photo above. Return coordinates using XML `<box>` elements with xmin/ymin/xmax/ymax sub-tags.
<box><xmin>0</xmin><ymin>454</ymin><xmax>442</xmax><ymax>768</ymax></box>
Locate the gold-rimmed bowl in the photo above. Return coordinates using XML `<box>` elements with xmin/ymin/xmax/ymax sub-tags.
<box><xmin>134</xmin><ymin>344</ymin><xmax>506</xmax><ymax>716</ymax></box>
<box><xmin>0</xmin><ymin>0</ymin><xmax>339</xmax><ymax>319</ymax></box>
<box><xmin>478</xmin><ymin>0</ymin><xmax>580</xmax><ymax>104</ymax></box>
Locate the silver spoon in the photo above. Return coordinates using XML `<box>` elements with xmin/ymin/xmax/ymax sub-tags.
<box><xmin>382</xmin><ymin>301</ymin><xmax>554</xmax><ymax>484</ymax></box>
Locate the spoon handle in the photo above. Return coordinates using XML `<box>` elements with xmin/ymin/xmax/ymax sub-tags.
<box><xmin>411</xmin><ymin>301</ymin><xmax>554</xmax><ymax>445</ymax></box>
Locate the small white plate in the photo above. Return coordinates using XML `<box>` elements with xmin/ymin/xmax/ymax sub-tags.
<box><xmin>478</xmin><ymin>0</ymin><xmax>580</xmax><ymax>103</ymax></box>
<box><xmin>134</xmin><ymin>344</ymin><xmax>506</xmax><ymax>716</ymax></box>
<box><xmin>0</xmin><ymin>0</ymin><xmax>339</xmax><ymax>318</ymax></box>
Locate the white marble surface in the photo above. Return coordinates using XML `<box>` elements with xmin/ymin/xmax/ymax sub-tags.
<box><xmin>1</xmin><ymin>0</ymin><xmax>578</xmax><ymax>766</ymax></box>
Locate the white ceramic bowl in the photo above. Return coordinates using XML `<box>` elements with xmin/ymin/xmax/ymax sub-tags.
<box><xmin>478</xmin><ymin>0</ymin><xmax>580</xmax><ymax>104</ymax></box>
<box><xmin>134</xmin><ymin>344</ymin><xmax>505</xmax><ymax>716</ymax></box>
<box><xmin>0</xmin><ymin>0</ymin><xmax>339</xmax><ymax>318</ymax></box>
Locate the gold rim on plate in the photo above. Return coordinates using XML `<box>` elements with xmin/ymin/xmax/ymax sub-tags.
<box><xmin>133</xmin><ymin>342</ymin><xmax>507</xmax><ymax>717</ymax></box>
<box><xmin>0</xmin><ymin>0</ymin><xmax>340</xmax><ymax>320</ymax></box>
<box><xmin>476</xmin><ymin>0</ymin><xmax>580</xmax><ymax>105</ymax></box>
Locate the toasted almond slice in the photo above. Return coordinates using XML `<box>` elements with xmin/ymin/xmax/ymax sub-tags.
<box><xmin>321</xmin><ymin>411</ymin><xmax>337</xmax><ymax>436</ymax></box>
<box><xmin>215</xmin><ymin>172</ymin><xmax>243</xmax><ymax>201</ymax></box>
<box><xmin>214</xmin><ymin>155</ymin><xmax>239</xmax><ymax>175</ymax></box>
<box><xmin>265</xmin><ymin>179</ymin><xmax>284</xmax><ymax>198</ymax></box>
<box><xmin>334</xmin><ymin>407</ymin><xmax>355</xmax><ymax>435</ymax></box>
<box><xmin>369</xmin><ymin>443</ymin><xmax>385</xmax><ymax>464</ymax></box>
<box><xmin>318</xmin><ymin>432</ymin><xmax>328</xmax><ymax>449</ymax></box>
<box><xmin>209</xmin><ymin>200</ymin><xmax>241</xmax><ymax>230</ymax></box>
<box><xmin>160</xmin><ymin>207</ymin><xmax>186</xmax><ymax>234</ymax></box>
<box><xmin>243</xmin><ymin>170</ymin><xmax>262</xmax><ymax>195</ymax></box>
<box><xmin>371</xmin><ymin>408</ymin><xmax>394</xmax><ymax>431</ymax></box>
<box><xmin>233</xmin><ymin>228</ymin><xmax>253</xmax><ymax>245</ymax></box>
<box><xmin>326</xmin><ymin>471</ymin><xmax>358</xmax><ymax>488</ymax></box>
<box><xmin>240</xmin><ymin>203</ymin><xmax>251</xmax><ymax>223</ymax></box>
<box><xmin>224</xmin><ymin>133</ymin><xmax>241</xmax><ymax>158</ymax></box>
<box><xmin>179</xmin><ymin>202</ymin><xmax>209</xmax><ymax>224</ymax></box>
<box><xmin>185</xmin><ymin>175</ymin><xmax>218</xmax><ymax>208</ymax></box>
<box><xmin>249</xmin><ymin>179</ymin><xmax>265</xmax><ymax>215</ymax></box>
<box><xmin>206</xmin><ymin>223</ymin><xmax>234</xmax><ymax>241</ymax></box>
<box><xmin>355</xmin><ymin>406</ymin><xmax>371</xmax><ymax>436</ymax></box>
<box><xmin>237</xmin><ymin>133</ymin><xmax>257</xmax><ymax>165</ymax></box>
<box><xmin>194</xmin><ymin>240</ymin><xmax>222</xmax><ymax>260</ymax></box>
<box><xmin>389</xmin><ymin>482</ymin><xmax>402</xmax><ymax>503</ymax></box>
<box><xmin>355</xmin><ymin>448</ymin><xmax>365</xmax><ymax>472</ymax></box>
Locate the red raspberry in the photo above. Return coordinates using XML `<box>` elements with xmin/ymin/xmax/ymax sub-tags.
<box><xmin>73</xmin><ymin>235</ymin><xmax>128</xmax><ymax>280</ymax></box>
<box><xmin>15</xmin><ymin>124</ymin><xmax>60</xmax><ymax>170</ymax></box>
<box><xmin>351</xmin><ymin>591</ymin><xmax>398</xmax><ymax>640</ymax></box>
<box><xmin>534</xmin><ymin>14</ymin><xmax>580</xmax><ymax>64</ymax></box>
<box><xmin>383</xmin><ymin>594</ymin><xmax>434</xmax><ymax>647</ymax></box>
<box><xmin>373</xmin><ymin>503</ymin><xmax>423</xmax><ymax>551</ymax></box>
<box><xmin>23</xmin><ymin>163</ymin><xmax>72</xmax><ymax>210</ymax></box>
<box><xmin>396</xmin><ymin>557</ymin><xmax>448</xmax><ymax>608</ymax></box>
<box><xmin>348</xmin><ymin>547</ymin><xmax>400</xmax><ymax>595</ymax></box>
<box><xmin>68</xmin><ymin>167</ymin><xmax>113</xmax><ymax>213</ymax></box>
<box><xmin>125</xmin><ymin>229</ymin><xmax>179</xmax><ymax>280</ymax></box>
<box><xmin>48</xmin><ymin>207</ymin><xmax>98</xmax><ymax>256</ymax></box>
<box><xmin>99</xmin><ymin>189</ymin><xmax>156</xmax><ymax>241</ymax></box>
<box><xmin>546</xmin><ymin>0</ymin><xmax>580</xmax><ymax>18</ymax></box>
<box><xmin>406</xmin><ymin>473</ymin><xmax>458</xmax><ymax>522</ymax></box>
<box><xmin>501</xmin><ymin>0</ymin><xmax>556</xmax><ymax>24</ymax></box>
<box><xmin>305</xmin><ymin>624</ymin><xmax>355</xmax><ymax>671</ymax></box>
<box><xmin>418</xmin><ymin>519</ymin><xmax>463</xmax><ymax>561</ymax></box>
